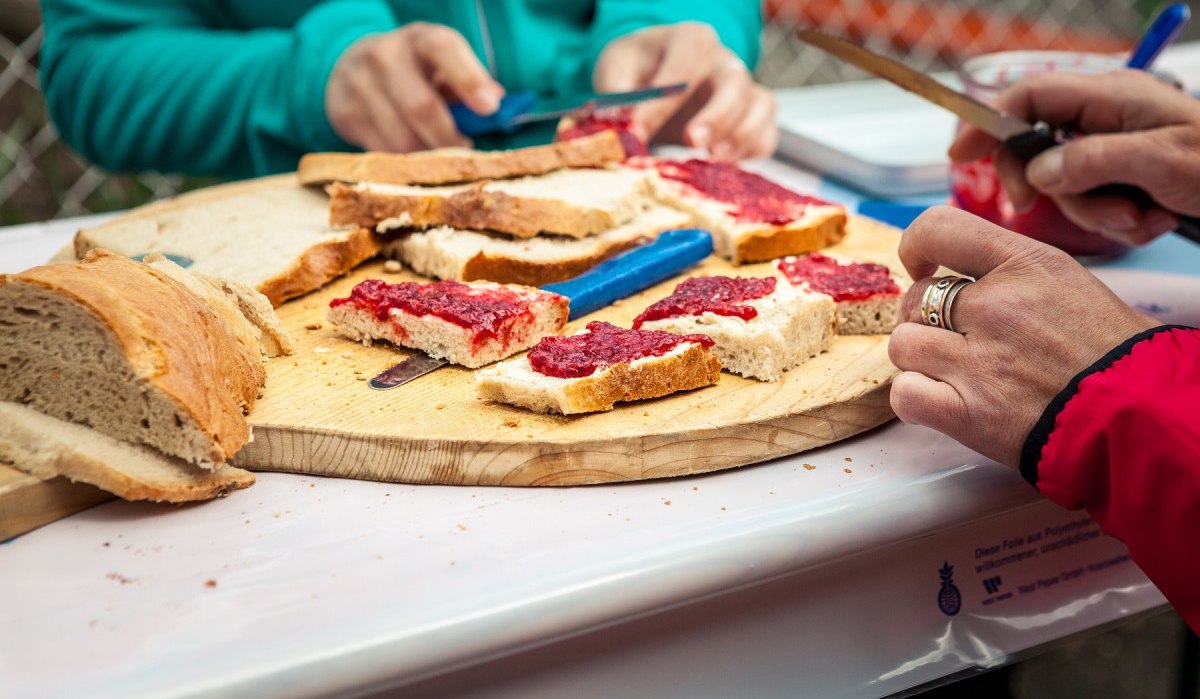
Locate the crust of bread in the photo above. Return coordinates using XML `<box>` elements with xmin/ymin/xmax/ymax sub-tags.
<box><xmin>731</xmin><ymin>207</ymin><xmax>848</xmax><ymax>265</ymax></box>
<box><xmin>0</xmin><ymin>402</ymin><xmax>255</xmax><ymax>502</ymax></box>
<box><xmin>256</xmin><ymin>226</ymin><xmax>381</xmax><ymax>307</ymax></box>
<box><xmin>298</xmin><ymin>131</ymin><xmax>625</xmax><ymax>186</ymax></box>
<box><xmin>329</xmin><ymin>182</ymin><xmax>629</xmax><ymax>239</ymax></box>
<box><xmin>476</xmin><ymin>342</ymin><xmax>722</xmax><ymax>415</ymax></box>
<box><xmin>0</xmin><ymin>250</ymin><xmax>261</xmax><ymax>464</ymax></box>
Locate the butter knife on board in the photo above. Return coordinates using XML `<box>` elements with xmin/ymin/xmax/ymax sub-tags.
<box><xmin>368</xmin><ymin>227</ymin><xmax>714</xmax><ymax>390</ymax></box>
<box><xmin>795</xmin><ymin>28</ymin><xmax>1200</xmax><ymax>245</ymax></box>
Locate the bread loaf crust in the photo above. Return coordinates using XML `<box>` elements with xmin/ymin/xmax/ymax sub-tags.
<box><xmin>299</xmin><ymin>131</ymin><xmax>625</xmax><ymax>186</ymax></box>
<box><xmin>257</xmin><ymin>226</ymin><xmax>380</xmax><ymax>306</ymax></box>
<box><xmin>0</xmin><ymin>250</ymin><xmax>262</xmax><ymax>465</ymax></box>
<box><xmin>732</xmin><ymin>208</ymin><xmax>847</xmax><ymax>264</ymax></box>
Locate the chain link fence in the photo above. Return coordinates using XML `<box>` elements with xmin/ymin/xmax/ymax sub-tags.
<box><xmin>0</xmin><ymin>1</ymin><xmax>1154</xmax><ymax>226</ymax></box>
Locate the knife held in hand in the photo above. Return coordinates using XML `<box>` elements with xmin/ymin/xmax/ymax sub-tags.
<box><xmin>369</xmin><ymin>227</ymin><xmax>714</xmax><ymax>390</ymax></box>
<box><xmin>795</xmin><ymin>28</ymin><xmax>1200</xmax><ymax>245</ymax></box>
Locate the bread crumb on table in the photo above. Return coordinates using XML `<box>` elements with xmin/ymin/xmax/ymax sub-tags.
<box><xmin>383</xmin><ymin>260</ymin><xmax>403</xmax><ymax>273</ymax></box>
<box><xmin>802</xmin><ymin>463</ymin><xmax>816</xmax><ymax>471</ymax></box>
<box><xmin>304</xmin><ymin>322</ymin><xmax>323</xmax><ymax>331</ymax></box>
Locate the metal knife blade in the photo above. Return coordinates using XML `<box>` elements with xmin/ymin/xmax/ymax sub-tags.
<box><xmin>796</xmin><ymin>28</ymin><xmax>1200</xmax><ymax>245</ymax></box>
<box><xmin>509</xmin><ymin>83</ymin><xmax>689</xmax><ymax>126</ymax></box>
<box><xmin>365</xmin><ymin>228</ymin><xmax>715</xmax><ymax>390</ymax></box>
<box><xmin>795</xmin><ymin>28</ymin><xmax>1032</xmax><ymax>142</ymax></box>
<box><xmin>450</xmin><ymin>83</ymin><xmax>687</xmax><ymax>136</ymax></box>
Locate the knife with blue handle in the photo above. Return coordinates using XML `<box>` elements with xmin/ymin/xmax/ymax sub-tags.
<box><xmin>368</xmin><ymin>228</ymin><xmax>713</xmax><ymax>389</ymax></box>
<box><xmin>449</xmin><ymin>83</ymin><xmax>687</xmax><ymax>137</ymax></box>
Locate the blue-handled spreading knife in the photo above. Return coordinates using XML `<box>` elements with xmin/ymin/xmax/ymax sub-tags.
<box><xmin>449</xmin><ymin>83</ymin><xmax>687</xmax><ymax>137</ymax></box>
<box><xmin>368</xmin><ymin>228</ymin><xmax>713</xmax><ymax>389</ymax></box>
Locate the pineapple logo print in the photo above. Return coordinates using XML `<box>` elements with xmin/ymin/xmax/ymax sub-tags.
<box><xmin>937</xmin><ymin>562</ymin><xmax>962</xmax><ymax>616</ymax></box>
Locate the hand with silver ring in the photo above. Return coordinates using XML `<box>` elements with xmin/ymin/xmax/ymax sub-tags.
<box><xmin>888</xmin><ymin>206</ymin><xmax>1159</xmax><ymax>467</ymax></box>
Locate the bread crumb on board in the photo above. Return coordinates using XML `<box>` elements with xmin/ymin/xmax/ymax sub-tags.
<box><xmin>383</xmin><ymin>260</ymin><xmax>403</xmax><ymax>273</ymax></box>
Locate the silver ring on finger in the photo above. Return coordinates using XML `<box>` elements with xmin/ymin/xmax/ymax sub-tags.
<box><xmin>940</xmin><ymin>277</ymin><xmax>974</xmax><ymax>333</ymax></box>
<box><xmin>921</xmin><ymin>275</ymin><xmax>971</xmax><ymax>331</ymax></box>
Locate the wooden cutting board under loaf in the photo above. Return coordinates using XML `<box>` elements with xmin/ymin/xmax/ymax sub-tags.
<box><xmin>1</xmin><ymin>174</ymin><xmax>905</xmax><ymax>535</ymax></box>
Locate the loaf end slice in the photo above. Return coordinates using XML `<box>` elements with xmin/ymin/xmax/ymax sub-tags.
<box><xmin>0</xmin><ymin>402</ymin><xmax>255</xmax><ymax>502</ymax></box>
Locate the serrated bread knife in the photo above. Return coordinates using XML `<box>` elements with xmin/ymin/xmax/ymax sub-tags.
<box><xmin>368</xmin><ymin>227</ymin><xmax>714</xmax><ymax>390</ymax></box>
<box><xmin>795</xmin><ymin>28</ymin><xmax>1200</xmax><ymax>245</ymax></box>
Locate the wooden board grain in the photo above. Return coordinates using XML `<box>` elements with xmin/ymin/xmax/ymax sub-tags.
<box><xmin>232</xmin><ymin>197</ymin><xmax>906</xmax><ymax>485</ymax></box>
<box><xmin>0</xmin><ymin>464</ymin><xmax>112</xmax><ymax>541</ymax></box>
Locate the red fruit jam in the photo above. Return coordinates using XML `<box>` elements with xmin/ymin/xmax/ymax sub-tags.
<box><xmin>330</xmin><ymin>279</ymin><xmax>536</xmax><ymax>347</ymax></box>
<box><xmin>777</xmin><ymin>253</ymin><xmax>901</xmax><ymax>302</ymax></box>
<box><xmin>528</xmin><ymin>321</ymin><xmax>713</xmax><ymax>379</ymax></box>
<box><xmin>632</xmin><ymin>276</ymin><xmax>776</xmax><ymax>328</ymax></box>
<box><xmin>652</xmin><ymin>159</ymin><xmax>835</xmax><ymax>225</ymax></box>
<box><xmin>555</xmin><ymin>106</ymin><xmax>648</xmax><ymax>158</ymax></box>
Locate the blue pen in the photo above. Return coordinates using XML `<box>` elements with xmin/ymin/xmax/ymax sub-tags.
<box><xmin>1126</xmin><ymin>2</ymin><xmax>1191</xmax><ymax>71</ymax></box>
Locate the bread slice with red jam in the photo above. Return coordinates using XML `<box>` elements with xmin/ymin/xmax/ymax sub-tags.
<box><xmin>475</xmin><ymin>321</ymin><xmax>722</xmax><ymax>414</ymax></box>
<box><xmin>555</xmin><ymin>106</ymin><xmax>649</xmax><ymax>159</ymax></box>
<box><xmin>639</xmin><ymin>159</ymin><xmax>846</xmax><ymax>265</ymax></box>
<box><xmin>632</xmin><ymin>275</ymin><xmax>836</xmax><ymax>382</ymax></box>
<box><xmin>327</xmin><ymin>279</ymin><xmax>568</xmax><ymax>368</ymax></box>
<box><xmin>776</xmin><ymin>253</ymin><xmax>907</xmax><ymax>335</ymax></box>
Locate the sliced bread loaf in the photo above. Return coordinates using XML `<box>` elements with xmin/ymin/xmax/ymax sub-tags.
<box><xmin>0</xmin><ymin>402</ymin><xmax>255</xmax><ymax>502</ymax></box>
<box><xmin>383</xmin><ymin>205</ymin><xmax>690</xmax><ymax>286</ymax></box>
<box><xmin>74</xmin><ymin>182</ymin><xmax>380</xmax><ymax>307</ymax></box>
<box><xmin>328</xmin><ymin>279</ymin><xmax>569</xmax><ymax>368</ymax></box>
<box><xmin>777</xmin><ymin>253</ymin><xmax>907</xmax><ymax>335</ymax></box>
<box><xmin>329</xmin><ymin>167</ymin><xmax>653</xmax><ymax>239</ymax></box>
<box><xmin>475</xmin><ymin>321</ymin><xmax>722</xmax><ymax>414</ymax></box>
<box><xmin>299</xmin><ymin>131</ymin><xmax>625</xmax><ymax>186</ymax></box>
<box><xmin>641</xmin><ymin>159</ymin><xmax>846</xmax><ymax>264</ymax></box>
<box><xmin>0</xmin><ymin>250</ymin><xmax>264</xmax><ymax>468</ymax></box>
<box><xmin>632</xmin><ymin>275</ymin><xmax>836</xmax><ymax>382</ymax></box>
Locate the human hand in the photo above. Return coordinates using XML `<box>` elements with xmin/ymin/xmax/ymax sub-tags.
<box><xmin>950</xmin><ymin>70</ymin><xmax>1200</xmax><ymax>246</ymax></box>
<box><xmin>326</xmin><ymin>23</ymin><xmax>505</xmax><ymax>152</ymax></box>
<box><xmin>887</xmin><ymin>206</ymin><xmax>1158</xmax><ymax>468</ymax></box>
<box><xmin>593</xmin><ymin>22</ymin><xmax>778</xmax><ymax>161</ymax></box>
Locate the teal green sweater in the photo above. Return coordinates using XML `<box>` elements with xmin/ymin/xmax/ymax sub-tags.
<box><xmin>40</xmin><ymin>1</ymin><xmax>761</xmax><ymax>178</ymax></box>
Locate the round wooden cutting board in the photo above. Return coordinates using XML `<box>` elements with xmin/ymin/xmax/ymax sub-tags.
<box><xmin>209</xmin><ymin>179</ymin><xmax>908</xmax><ymax>485</ymax></box>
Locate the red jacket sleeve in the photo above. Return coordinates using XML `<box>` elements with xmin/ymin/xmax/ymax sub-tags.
<box><xmin>1021</xmin><ymin>325</ymin><xmax>1200</xmax><ymax>631</ymax></box>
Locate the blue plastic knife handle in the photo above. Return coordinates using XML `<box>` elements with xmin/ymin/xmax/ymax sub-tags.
<box><xmin>449</xmin><ymin>92</ymin><xmax>537</xmax><ymax>136</ymax></box>
<box><xmin>543</xmin><ymin>228</ymin><xmax>713</xmax><ymax>321</ymax></box>
<box><xmin>1127</xmin><ymin>3</ymin><xmax>1190</xmax><ymax>70</ymax></box>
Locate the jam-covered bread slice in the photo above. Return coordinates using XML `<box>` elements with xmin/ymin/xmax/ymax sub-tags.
<box><xmin>632</xmin><ymin>275</ymin><xmax>836</xmax><ymax>382</ymax></box>
<box><xmin>777</xmin><ymin>253</ymin><xmax>907</xmax><ymax>335</ymax></box>
<box><xmin>475</xmin><ymin>321</ymin><xmax>722</xmax><ymax>414</ymax></box>
<box><xmin>555</xmin><ymin>106</ymin><xmax>649</xmax><ymax>159</ymax></box>
<box><xmin>327</xmin><ymin>279</ymin><xmax>569</xmax><ymax>368</ymax></box>
<box><xmin>640</xmin><ymin>159</ymin><xmax>847</xmax><ymax>265</ymax></box>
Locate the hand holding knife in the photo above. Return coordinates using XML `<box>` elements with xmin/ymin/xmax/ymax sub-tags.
<box><xmin>796</xmin><ymin>28</ymin><xmax>1200</xmax><ymax>246</ymax></box>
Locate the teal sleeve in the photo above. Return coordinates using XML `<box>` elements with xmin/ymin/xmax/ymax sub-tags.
<box><xmin>586</xmin><ymin>0</ymin><xmax>763</xmax><ymax>75</ymax></box>
<box><xmin>39</xmin><ymin>1</ymin><xmax>397</xmax><ymax>178</ymax></box>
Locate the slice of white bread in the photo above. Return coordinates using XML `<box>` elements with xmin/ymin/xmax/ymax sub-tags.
<box><xmin>329</xmin><ymin>167</ymin><xmax>653</xmax><ymax>239</ymax></box>
<box><xmin>633</xmin><ymin>276</ymin><xmax>836</xmax><ymax>382</ymax></box>
<box><xmin>0</xmin><ymin>250</ymin><xmax>264</xmax><ymax>468</ymax></box>
<box><xmin>74</xmin><ymin>183</ymin><xmax>380</xmax><ymax>307</ymax></box>
<box><xmin>327</xmin><ymin>279</ymin><xmax>569</xmax><ymax>368</ymax></box>
<box><xmin>144</xmin><ymin>254</ymin><xmax>295</xmax><ymax>357</ymax></box>
<box><xmin>475</xmin><ymin>322</ymin><xmax>722</xmax><ymax>414</ymax></box>
<box><xmin>0</xmin><ymin>402</ymin><xmax>255</xmax><ymax>502</ymax></box>
<box><xmin>776</xmin><ymin>253</ymin><xmax>908</xmax><ymax>335</ymax></box>
<box><xmin>298</xmin><ymin>131</ymin><xmax>626</xmax><ymax>186</ymax></box>
<box><xmin>641</xmin><ymin>159</ymin><xmax>846</xmax><ymax>264</ymax></box>
<box><xmin>384</xmin><ymin>205</ymin><xmax>691</xmax><ymax>286</ymax></box>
